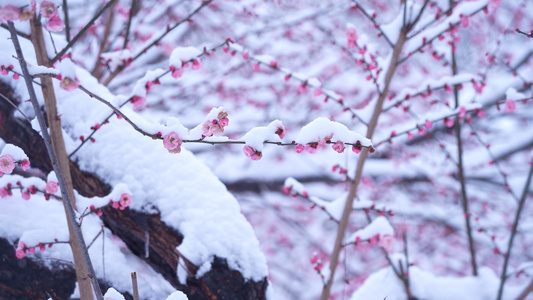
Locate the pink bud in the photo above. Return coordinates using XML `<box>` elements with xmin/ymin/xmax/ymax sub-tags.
<box><xmin>332</xmin><ymin>141</ymin><xmax>345</xmax><ymax>153</ymax></box>
<box><xmin>425</xmin><ymin>120</ymin><xmax>433</xmax><ymax>129</ymax></box>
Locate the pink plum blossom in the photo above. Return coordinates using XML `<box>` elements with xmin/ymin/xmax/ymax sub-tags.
<box><xmin>0</xmin><ymin>188</ymin><xmax>8</xmax><ymax>198</ymax></box>
<box><xmin>112</xmin><ymin>201</ymin><xmax>119</xmax><ymax>209</ymax></box>
<box><xmin>21</xmin><ymin>191</ymin><xmax>30</xmax><ymax>200</ymax></box>
<box><xmin>40</xmin><ymin>1</ymin><xmax>58</xmax><ymax>18</ymax></box>
<box><xmin>332</xmin><ymin>141</ymin><xmax>345</xmax><ymax>153</ymax></box>
<box><xmin>0</xmin><ymin>154</ymin><xmax>15</xmax><ymax>174</ymax></box>
<box><xmin>19</xmin><ymin>159</ymin><xmax>30</xmax><ymax>171</ymax></box>
<box><xmin>59</xmin><ymin>76</ymin><xmax>79</xmax><ymax>91</ymax></box>
<box><xmin>46</xmin><ymin>16</ymin><xmax>66</xmax><ymax>32</ymax></box>
<box><xmin>119</xmin><ymin>193</ymin><xmax>132</xmax><ymax>209</ymax></box>
<box><xmin>45</xmin><ymin>181</ymin><xmax>58</xmax><ymax>194</ymax></box>
<box><xmin>170</xmin><ymin>66</ymin><xmax>184</xmax><ymax>78</ymax></box>
<box><xmin>295</xmin><ymin>144</ymin><xmax>305</xmax><ymax>153</ymax></box>
<box><xmin>378</xmin><ymin>234</ymin><xmax>395</xmax><ymax>253</ymax></box>
<box><xmin>202</xmin><ymin>122</ymin><xmax>214</xmax><ymax>137</ymax></box>
<box><xmin>130</xmin><ymin>96</ymin><xmax>146</xmax><ymax>109</ymax></box>
<box><xmin>505</xmin><ymin>100</ymin><xmax>516</xmax><ymax>113</ymax></box>
<box><xmin>219</xmin><ymin>118</ymin><xmax>229</xmax><ymax>127</ymax></box>
<box><xmin>243</xmin><ymin>145</ymin><xmax>262</xmax><ymax>161</ymax></box>
<box><xmin>191</xmin><ymin>59</ymin><xmax>201</xmax><ymax>70</ymax></box>
<box><xmin>163</xmin><ymin>132</ymin><xmax>182</xmax><ymax>154</ymax></box>
<box><xmin>2</xmin><ymin>5</ymin><xmax>21</xmax><ymax>21</ymax></box>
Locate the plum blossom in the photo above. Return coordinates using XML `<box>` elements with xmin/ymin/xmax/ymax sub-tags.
<box><xmin>0</xmin><ymin>154</ymin><xmax>15</xmax><ymax>175</ymax></box>
<box><xmin>243</xmin><ymin>145</ymin><xmax>262</xmax><ymax>161</ymax></box>
<box><xmin>16</xmin><ymin>241</ymin><xmax>26</xmax><ymax>259</ymax></box>
<box><xmin>163</xmin><ymin>132</ymin><xmax>182</xmax><ymax>154</ymax></box>
<box><xmin>170</xmin><ymin>66</ymin><xmax>185</xmax><ymax>78</ymax></box>
<box><xmin>130</xmin><ymin>96</ymin><xmax>146</xmax><ymax>109</ymax></box>
<box><xmin>58</xmin><ymin>75</ymin><xmax>79</xmax><ymax>91</ymax></box>
<box><xmin>40</xmin><ymin>1</ymin><xmax>58</xmax><ymax>18</ymax></box>
<box><xmin>219</xmin><ymin>118</ymin><xmax>229</xmax><ymax>127</ymax></box>
<box><xmin>332</xmin><ymin>141</ymin><xmax>345</xmax><ymax>153</ymax></box>
<box><xmin>19</xmin><ymin>159</ymin><xmax>30</xmax><ymax>171</ymax></box>
<box><xmin>346</xmin><ymin>27</ymin><xmax>358</xmax><ymax>48</ymax></box>
<box><xmin>295</xmin><ymin>144</ymin><xmax>305</xmax><ymax>153</ymax></box>
<box><xmin>378</xmin><ymin>234</ymin><xmax>395</xmax><ymax>253</ymax></box>
<box><xmin>119</xmin><ymin>193</ymin><xmax>132</xmax><ymax>210</ymax></box>
<box><xmin>45</xmin><ymin>181</ymin><xmax>59</xmax><ymax>194</ymax></box>
<box><xmin>20</xmin><ymin>2</ymin><xmax>36</xmax><ymax>21</ymax></box>
<box><xmin>46</xmin><ymin>16</ymin><xmax>66</xmax><ymax>32</ymax></box>
<box><xmin>505</xmin><ymin>100</ymin><xmax>516</xmax><ymax>113</ymax></box>
<box><xmin>2</xmin><ymin>5</ymin><xmax>21</xmax><ymax>21</ymax></box>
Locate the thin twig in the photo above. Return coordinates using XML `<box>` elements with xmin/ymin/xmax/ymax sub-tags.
<box><xmin>63</xmin><ymin>0</ymin><xmax>71</xmax><ymax>42</ymax></box>
<box><xmin>352</xmin><ymin>0</ymin><xmax>393</xmax><ymax>47</ymax></box>
<box><xmin>51</xmin><ymin>0</ymin><xmax>118</xmax><ymax>64</ymax></box>
<box><xmin>0</xmin><ymin>92</ymin><xmax>31</xmax><ymax>123</ymax></box>
<box><xmin>496</xmin><ymin>164</ymin><xmax>533</xmax><ymax>300</ymax></box>
<box><xmin>123</xmin><ymin>0</ymin><xmax>136</xmax><ymax>49</ymax></box>
<box><xmin>0</xmin><ymin>23</ymin><xmax>30</xmax><ymax>39</ymax></box>
<box><xmin>450</xmin><ymin>19</ymin><xmax>477</xmax><ymax>275</ymax></box>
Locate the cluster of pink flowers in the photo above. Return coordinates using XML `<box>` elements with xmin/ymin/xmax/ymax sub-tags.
<box><xmin>169</xmin><ymin>59</ymin><xmax>201</xmax><ymax>79</ymax></box>
<box><xmin>15</xmin><ymin>240</ymin><xmax>53</xmax><ymax>259</ymax></box>
<box><xmin>0</xmin><ymin>154</ymin><xmax>29</xmax><ymax>176</ymax></box>
<box><xmin>310</xmin><ymin>253</ymin><xmax>324</xmax><ymax>274</ymax></box>
<box><xmin>0</xmin><ymin>64</ymin><xmax>19</xmax><ymax>79</ymax></box>
<box><xmin>163</xmin><ymin>132</ymin><xmax>183</xmax><ymax>154</ymax></box>
<box><xmin>282</xmin><ymin>184</ymin><xmax>308</xmax><ymax>198</ymax></box>
<box><xmin>57</xmin><ymin>73</ymin><xmax>79</xmax><ymax>91</ymax></box>
<box><xmin>0</xmin><ymin>1</ymin><xmax>65</xmax><ymax>31</ymax></box>
<box><xmin>110</xmin><ymin>193</ymin><xmax>132</xmax><ymax>210</ymax></box>
<box><xmin>0</xmin><ymin>183</ymin><xmax>13</xmax><ymax>198</ymax></box>
<box><xmin>40</xmin><ymin>1</ymin><xmax>65</xmax><ymax>32</ymax></box>
<box><xmin>346</xmin><ymin>28</ymin><xmax>358</xmax><ymax>49</ymax></box>
<box><xmin>0</xmin><ymin>2</ymin><xmax>35</xmax><ymax>22</ymax></box>
<box><xmin>89</xmin><ymin>193</ymin><xmax>132</xmax><ymax>216</ymax></box>
<box><xmin>294</xmin><ymin>138</ymin><xmax>366</xmax><ymax>154</ymax></box>
<box><xmin>201</xmin><ymin>110</ymin><xmax>229</xmax><ymax>138</ymax></box>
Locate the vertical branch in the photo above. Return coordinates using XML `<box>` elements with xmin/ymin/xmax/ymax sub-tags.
<box><xmin>450</xmin><ymin>21</ymin><xmax>478</xmax><ymax>276</ymax></box>
<box><xmin>320</xmin><ymin>30</ymin><xmax>407</xmax><ymax>300</ymax></box>
<box><xmin>63</xmin><ymin>0</ymin><xmax>71</xmax><ymax>42</ymax></box>
<box><xmin>497</xmin><ymin>165</ymin><xmax>533</xmax><ymax>300</ymax></box>
<box><xmin>123</xmin><ymin>0</ymin><xmax>136</xmax><ymax>49</ymax></box>
<box><xmin>8</xmin><ymin>20</ymin><xmax>103</xmax><ymax>300</ymax></box>
<box><xmin>131</xmin><ymin>272</ymin><xmax>140</xmax><ymax>300</ymax></box>
<box><xmin>92</xmin><ymin>0</ymin><xmax>118</xmax><ymax>79</ymax></box>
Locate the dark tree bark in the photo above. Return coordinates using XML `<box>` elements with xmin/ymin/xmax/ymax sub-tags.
<box><xmin>0</xmin><ymin>80</ymin><xmax>268</xmax><ymax>299</ymax></box>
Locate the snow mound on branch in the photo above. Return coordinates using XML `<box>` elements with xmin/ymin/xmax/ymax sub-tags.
<box><xmin>351</xmin><ymin>266</ymin><xmax>521</xmax><ymax>300</ymax></box>
<box><xmin>56</xmin><ymin>66</ymin><xmax>269</xmax><ymax>283</ymax></box>
<box><xmin>347</xmin><ymin>216</ymin><xmax>393</xmax><ymax>243</ymax></box>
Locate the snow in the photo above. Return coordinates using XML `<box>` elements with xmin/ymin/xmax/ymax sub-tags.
<box><xmin>1</xmin><ymin>143</ymin><xmax>28</xmax><ymax>161</ymax></box>
<box><xmin>295</xmin><ymin>117</ymin><xmax>371</xmax><ymax>147</ymax></box>
<box><xmin>169</xmin><ymin>47</ymin><xmax>202</xmax><ymax>67</ymax></box>
<box><xmin>104</xmin><ymin>288</ymin><xmax>125</xmax><ymax>300</ymax></box>
<box><xmin>165</xmin><ymin>291</ymin><xmax>189</xmax><ymax>300</ymax></box>
<box><xmin>347</xmin><ymin>216</ymin><xmax>394</xmax><ymax>243</ymax></box>
<box><xmin>57</xmin><ymin>59</ymin><xmax>78</xmax><ymax>79</ymax></box>
<box><xmin>241</xmin><ymin>120</ymin><xmax>284</xmax><ymax>151</ymax></box>
<box><xmin>350</xmin><ymin>265</ymin><xmax>522</xmax><ymax>300</ymax></box>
